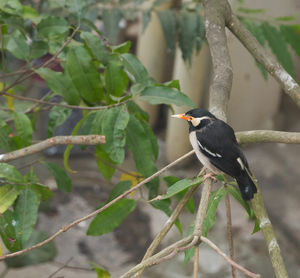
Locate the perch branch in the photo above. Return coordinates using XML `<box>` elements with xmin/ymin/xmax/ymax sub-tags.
<box><xmin>227</xmin><ymin>14</ymin><xmax>300</xmax><ymax>107</ymax></box>
<box><xmin>135</xmin><ymin>184</ymin><xmax>200</xmax><ymax>277</ymax></box>
<box><xmin>0</xmin><ymin>135</ymin><xmax>106</xmax><ymax>162</ymax></box>
<box><xmin>236</xmin><ymin>130</ymin><xmax>300</xmax><ymax>144</ymax></box>
<box><xmin>0</xmin><ymin>150</ymin><xmax>195</xmax><ymax>261</ymax></box>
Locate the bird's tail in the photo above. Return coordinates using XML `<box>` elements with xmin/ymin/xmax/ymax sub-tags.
<box><xmin>236</xmin><ymin>170</ymin><xmax>257</xmax><ymax>201</ymax></box>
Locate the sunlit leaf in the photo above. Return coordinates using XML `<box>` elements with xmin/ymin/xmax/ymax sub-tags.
<box><xmin>95</xmin><ymin>145</ymin><xmax>116</xmax><ymax>181</ymax></box>
<box><xmin>0</xmin><ymin>185</ymin><xmax>19</xmax><ymax>214</ymax></box>
<box><xmin>139</xmin><ymin>86</ymin><xmax>195</xmax><ymax>107</ymax></box>
<box><xmin>5</xmin><ymin>30</ymin><xmax>30</xmax><ymax>60</ymax></box>
<box><xmin>13</xmin><ymin>112</ymin><xmax>33</xmax><ymax>147</ymax></box>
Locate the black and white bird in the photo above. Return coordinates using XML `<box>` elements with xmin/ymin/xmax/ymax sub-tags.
<box><xmin>172</xmin><ymin>108</ymin><xmax>257</xmax><ymax>201</ymax></box>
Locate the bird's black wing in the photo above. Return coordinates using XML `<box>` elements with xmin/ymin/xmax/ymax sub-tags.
<box><xmin>195</xmin><ymin>119</ymin><xmax>248</xmax><ymax>177</ymax></box>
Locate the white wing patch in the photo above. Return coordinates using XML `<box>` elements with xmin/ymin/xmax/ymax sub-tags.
<box><xmin>237</xmin><ymin>157</ymin><xmax>245</xmax><ymax>170</ymax></box>
<box><xmin>197</xmin><ymin>141</ymin><xmax>222</xmax><ymax>158</ymax></box>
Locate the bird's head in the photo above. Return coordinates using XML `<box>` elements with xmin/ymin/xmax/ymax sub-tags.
<box><xmin>172</xmin><ymin>108</ymin><xmax>216</xmax><ymax>130</ymax></box>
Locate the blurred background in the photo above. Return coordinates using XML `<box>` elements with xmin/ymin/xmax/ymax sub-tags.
<box><xmin>0</xmin><ymin>0</ymin><xmax>300</xmax><ymax>277</ymax></box>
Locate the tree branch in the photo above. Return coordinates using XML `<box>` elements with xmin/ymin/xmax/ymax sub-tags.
<box><xmin>227</xmin><ymin>14</ymin><xmax>300</xmax><ymax>107</ymax></box>
<box><xmin>135</xmin><ymin>183</ymin><xmax>200</xmax><ymax>277</ymax></box>
<box><xmin>0</xmin><ymin>135</ymin><xmax>106</xmax><ymax>162</ymax></box>
<box><xmin>250</xmin><ymin>187</ymin><xmax>289</xmax><ymax>278</ymax></box>
<box><xmin>236</xmin><ymin>130</ymin><xmax>300</xmax><ymax>144</ymax></box>
<box><xmin>0</xmin><ymin>150</ymin><xmax>195</xmax><ymax>261</ymax></box>
<box><xmin>202</xmin><ymin>0</ymin><xmax>233</xmax><ymax>121</ymax></box>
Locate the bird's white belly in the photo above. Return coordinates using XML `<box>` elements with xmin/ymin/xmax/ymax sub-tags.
<box><xmin>189</xmin><ymin>131</ymin><xmax>219</xmax><ymax>173</ymax></box>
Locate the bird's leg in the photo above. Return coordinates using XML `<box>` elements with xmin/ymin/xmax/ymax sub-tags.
<box><xmin>203</xmin><ymin>171</ymin><xmax>217</xmax><ymax>182</ymax></box>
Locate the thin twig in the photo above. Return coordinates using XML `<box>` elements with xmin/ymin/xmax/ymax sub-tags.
<box><xmin>0</xmin><ymin>24</ymin><xmax>6</xmax><ymax>88</ymax></box>
<box><xmin>48</xmin><ymin>257</ymin><xmax>73</xmax><ymax>278</ymax></box>
<box><xmin>225</xmin><ymin>193</ymin><xmax>236</xmax><ymax>278</ymax></box>
<box><xmin>0</xmin><ymin>135</ymin><xmax>106</xmax><ymax>162</ymax></box>
<box><xmin>0</xmin><ymin>150</ymin><xmax>195</xmax><ymax>261</ymax></box>
<box><xmin>193</xmin><ymin>246</ymin><xmax>199</xmax><ymax>278</ymax></box>
<box><xmin>201</xmin><ymin>236</ymin><xmax>260</xmax><ymax>278</ymax></box>
<box><xmin>0</xmin><ymin>26</ymin><xmax>80</xmax><ymax>95</ymax></box>
<box><xmin>0</xmin><ymin>90</ymin><xmax>132</xmax><ymax>111</ymax></box>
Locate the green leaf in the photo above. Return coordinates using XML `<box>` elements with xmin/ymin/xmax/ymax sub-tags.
<box><xmin>0</xmin><ymin>185</ymin><xmax>19</xmax><ymax>214</ymax></box>
<box><xmin>37</xmin><ymin>16</ymin><xmax>68</xmax><ymax>38</ymax></box>
<box><xmin>47</xmin><ymin>106</ymin><xmax>72</xmax><ymax>137</ymax></box>
<box><xmin>21</xmin><ymin>6</ymin><xmax>40</xmax><ymax>24</ymax></box>
<box><xmin>111</xmin><ymin>41</ymin><xmax>131</xmax><ymax>54</ymax></box>
<box><xmin>275</xmin><ymin>16</ymin><xmax>296</xmax><ymax>22</ymax></box>
<box><xmin>107</xmin><ymin>180</ymin><xmax>131</xmax><ymax>202</ymax></box>
<box><xmin>5</xmin><ymin>230</ymin><xmax>56</xmax><ymax>268</ymax></box>
<box><xmin>45</xmin><ymin>162</ymin><xmax>72</xmax><ymax>192</ymax></box>
<box><xmin>90</xmin><ymin>262</ymin><xmax>111</xmax><ymax>278</ymax></box>
<box><xmin>102</xmin><ymin>8</ymin><xmax>121</xmax><ymax>44</ymax></box>
<box><xmin>202</xmin><ymin>187</ymin><xmax>227</xmax><ymax>236</ymax></box>
<box><xmin>158</xmin><ymin>177</ymin><xmax>202</xmax><ymax>200</ymax></box>
<box><xmin>178</xmin><ymin>10</ymin><xmax>199</xmax><ymax>63</ymax></box>
<box><xmin>280</xmin><ymin>25</ymin><xmax>300</xmax><ymax>59</ymax></box>
<box><xmin>63</xmin><ymin>114</ymin><xmax>88</xmax><ymax>173</ymax></box>
<box><xmin>242</xmin><ymin>19</ymin><xmax>266</xmax><ymax>46</ymax></box>
<box><xmin>126</xmin><ymin>115</ymin><xmax>157</xmax><ymax>177</ymax></box>
<box><xmin>262</xmin><ymin>22</ymin><xmax>296</xmax><ymax>78</ymax></box>
<box><xmin>30</xmin><ymin>40</ymin><xmax>48</xmax><ymax>59</ymax></box>
<box><xmin>139</xmin><ymin>86</ymin><xmax>195</xmax><ymax>107</ymax></box>
<box><xmin>27</xmin><ymin>184</ymin><xmax>53</xmax><ymax>201</ymax></box>
<box><xmin>0</xmin><ymin>209</ymin><xmax>22</xmax><ymax>252</ymax></box>
<box><xmin>157</xmin><ymin>10</ymin><xmax>176</xmax><ymax>54</ymax></box>
<box><xmin>81</xmin><ymin>31</ymin><xmax>108</xmax><ymax>65</ymax></box>
<box><xmin>140</xmin><ymin>121</ymin><xmax>158</xmax><ymax>160</ymax></box>
<box><xmin>184</xmin><ymin>225</ymin><xmax>195</xmax><ymax>264</ymax></box>
<box><xmin>13</xmin><ymin>112</ymin><xmax>32</xmax><ymax>147</ymax></box>
<box><xmin>164</xmin><ymin>176</ymin><xmax>194</xmax><ymax>213</ymax></box>
<box><xmin>87</xmin><ymin>199</ymin><xmax>136</xmax><ymax>236</ymax></box>
<box><xmin>5</xmin><ymin>30</ymin><xmax>30</xmax><ymax>60</ymax></box>
<box><xmin>126</xmin><ymin>101</ymin><xmax>149</xmax><ymax>122</ymax></box>
<box><xmin>0</xmin><ymin>122</ymin><xmax>16</xmax><ymax>152</ymax></box>
<box><xmin>0</xmin><ymin>163</ymin><xmax>23</xmax><ymax>183</ymax></box>
<box><xmin>121</xmin><ymin>53</ymin><xmax>152</xmax><ymax>86</ymax></box>
<box><xmin>151</xmin><ymin>199</ymin><xmax>182</xmax><ymax>234</ymax></box>
<box><xmin>36</xmin><ymin>67</ymin><xmax>80</xmax><ymax>105</ymax></box>
<box><xmin>95</xmin><ymin>145</ymin><xmax>116</xmax><ymax>181</ymax></box>
<box><xmin>66</xmin><ymin>46</ymin><xmax>103</xmax><ymax>103</ymax></box>
<box><xmin>14</xmin><ymin>188</ymin><xmax>40</xmax><ymax>246</ymax></box>
<box><xmin>226</xmin><ymin>185</ymin><xmax>253</xmax><ymax>217</ymax></box>
<box><xmin>105</xmin><ymin>58</ymin><xmax>129</xmax><ymax>97</ymax></box>
<box><xmin>238</xmin><ymin>8</ymin><xmax>266</xmax><ymax>14</ymax></box>
<box><xmin>94</xmin><ymin>106</ymin><xmax>130</xmax><ymax>164</ymax></box>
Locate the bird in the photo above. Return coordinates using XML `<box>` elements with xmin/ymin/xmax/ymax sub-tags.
<box><xmin>172</xmin><ymin>108</ymin><xmax>257</xmax><ymax>201</ymax></box>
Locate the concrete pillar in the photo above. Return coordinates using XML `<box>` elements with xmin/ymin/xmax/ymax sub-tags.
<box><xmin>165</xmin><ymin>45</ymin><xmax>211</xmax><ymax>162</ymax></box>
<box><xmin>136</xmin><ymin>4</ymin><xmax>170</xmax><ymax>125</ymax></box>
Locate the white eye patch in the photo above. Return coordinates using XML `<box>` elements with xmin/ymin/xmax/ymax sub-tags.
<box><xmin>190</xmin><ymin>116</ymin><xmax>211</xmax><ymax>127</ymax></box>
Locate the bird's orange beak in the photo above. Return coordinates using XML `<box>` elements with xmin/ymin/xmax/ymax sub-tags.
<box><xmin>171</xmin><ymin>114</ymin><xmax>193</xmax><ymax>121</ymax></box>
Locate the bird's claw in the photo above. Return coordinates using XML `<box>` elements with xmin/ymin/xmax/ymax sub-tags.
<box><xmin>203</xmin><ymin>172</ymin><xmax>217</xmax><ymax>182</ymax></box>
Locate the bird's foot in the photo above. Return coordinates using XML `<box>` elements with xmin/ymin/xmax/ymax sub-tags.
<box><xmin>203</xmin><ymin>172</ymin><xmax>217</xmax><ymax>182</ymax></box>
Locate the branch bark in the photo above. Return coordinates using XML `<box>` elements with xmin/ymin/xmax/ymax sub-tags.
<box><xmin>0</xmin><ymin>135</ymin><xmax>106</xmax><ymax>162</ymax></box>
<box><xmin>227</xmin><ymin>14</ymin><xmax>300</xmax><ymax>107</ymax></box>
<box><xmin>202</xmin><ymin>0</ymin><xmax>233</xmax><ymax>120</ymax></box>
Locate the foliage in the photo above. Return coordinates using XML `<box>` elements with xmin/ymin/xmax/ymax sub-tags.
<box><xmin>0</xmin><ymin>0</ymin><xmax>299</xmax><ymax>274</ymax></box>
